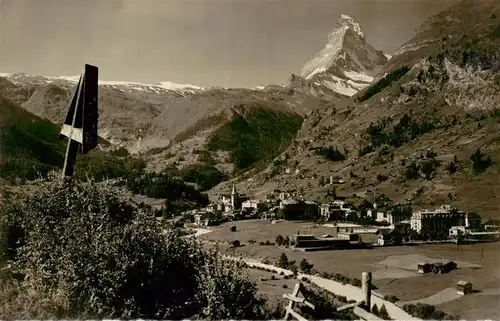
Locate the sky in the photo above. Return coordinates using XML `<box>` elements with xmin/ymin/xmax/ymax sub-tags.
<box><xmin>0</xmin><ymin>0</ymin><xmax>460</xmax><ymax>88</ymax></box>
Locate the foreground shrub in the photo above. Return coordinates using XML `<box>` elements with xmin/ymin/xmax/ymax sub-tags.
<box><xmin>403</xmin><ymin>303</ymin><xmax>456</xmax><ymax>320</ymax></box>
<box><xmin>0</xmin><ymin>177</ymin><xmax>267</xmax><ymax>319</ymax></box>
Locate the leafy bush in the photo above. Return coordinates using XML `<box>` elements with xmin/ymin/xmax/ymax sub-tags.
<box><xmin>403</xmin><ymin>303</ymin><xmax>456</xmax><ymax>320</ymax></box>
<box><xmin>358</xmin><ymin>66</ymin><xmax>410</xmax><ymax>102</ymax></box>
<box><xmin>420</xmin><ymin>158</ymin><xmax>439</xmax><ymax>180</ymax></box>
<box><xmin>349</xmin><ymin>278</ymin><xmax>362</xmax><ymax>287</ymax></box>
<box><xmin>404</xmin><ymin>161</ymin><xmax>420</xmax><ymax>180</ymax></box>
<box><xmin>0</xmin><ymin>177</ymin><xmax>266</xmax><ymax>319</ymax></box>
<box><xmin>299</xmin><ymin>258</ymin><xmax>314</xmax><ymax>274</ymax></box>
<box><xmin>377</xmin><ymin>174</ymin><xmax>388</xmax><ymax>182</ymax></box>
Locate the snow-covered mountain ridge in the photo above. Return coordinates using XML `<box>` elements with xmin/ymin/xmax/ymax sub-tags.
<box><xmin>0</xmin><ymin>72</ymin><xmax>204</xmax><ymax>95</ymax></box>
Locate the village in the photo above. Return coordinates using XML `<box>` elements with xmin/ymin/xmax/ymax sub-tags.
<box><xmin>174</xmin><ymin>184</ymin><xmax>500</xmax><ymax>320</ymax></box>
<box><xmin>177</xmin><ymin>184</ymin><xmax>500</xmax><ymax>249</ymax></box>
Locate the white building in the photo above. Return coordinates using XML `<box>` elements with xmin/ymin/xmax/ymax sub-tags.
<box><xmin>410</xmin><ymin>205</ymin><xmax>467</xmax><ymax>233</ymax></box>
<box><xmin>242</xmin><ymin>199</ymin><xmax>260</xmax><ymax>209</ymax></box>
<box><xmin>449</xmin><ymin>226</ymin><xmax>471</xmax><ymax>237</ymax></box>
<box><xmin>320</xmin><ymin>200</ymin><xmax>352</xmax><ymax>220</ymax></box>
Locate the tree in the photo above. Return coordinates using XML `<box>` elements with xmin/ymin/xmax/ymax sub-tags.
<box><xmin>299</xmin><ymin>258</ymin><xmax>314</xmax><ymax>274</ymax></box>
<box><xmin>232</xmin><ymin>240</ymin><xmax>241</xmax><ymax>248</ymax></box>
<box><xmin>371</xmin><ymin>304</ymin><xmax>379</xmax><ymax>316</ymax></box>
<box><xmin>283</xmin><ymin>236</ymin><xmax>291</xmax><ymax>248</ymax></box>
<box><xmin>278</xmin><ymin>253</ymin><xmax>289</xmax><ymax>269</ymax></box>
<box><xmin>0</xmin><ymin>176</ymin><xmax>267</xmax><ymax>319</ymax></box>
<box><xmin>275</xmin><ymin>235</ymin><xmax>284</xmax><ymax>246</ymax></box>
<box><xmin>446</xmin><ymin>161</ymin><xmax>458</xmax><ymax>174</ymax></box>
<box><xmin>467</xmin><ymin>212</ymin><xmax>482</xmax><ymax>229</ymax></box>
<box><xmin>470</xmin><ymin>148</ymin><xmax>493</xmax><ymax>173</ymax></box>
<box><xmin>404</xmin><ymin>161</ymin><xmax>420</xmax><ymax>180</ymax></box>
<box><xmin>379</xmin><ymin>304</ymin><xmax>390</xmax><ymax>319</ymax></box>
<box><xmin>256</xmin><ymin>203</ymin><xmax>267</xmax><ymax>214</ymax></box>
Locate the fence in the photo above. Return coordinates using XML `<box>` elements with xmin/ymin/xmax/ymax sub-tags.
<box><xmin>283</xmin><ymin>272</ymin><xmax>383</xmax><ymax>321</ymax></box>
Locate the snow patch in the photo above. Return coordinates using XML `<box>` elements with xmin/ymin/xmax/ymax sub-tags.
<box><xmin>156</xmin><ymin>81</ymin><xmax>202</xmax><ymax>90</ymax></box>
<box><xmin>346</xmin><ymin>79</ymin><xmax>370</xmax><ymax>90</ymax></box>
<box><xmin>384</xmin><ymin>53</ymin><xmax>392</xmax><ymax>60</ymax></box>
<box><xmin>344</xmin><ymin>70</ymin><xmax>374</xmax><ymax>83</ymax></box>
<box><xmin>323</xmin><ymin>80</ymin><xmax>358</xmax><ymax>97</ymax></box>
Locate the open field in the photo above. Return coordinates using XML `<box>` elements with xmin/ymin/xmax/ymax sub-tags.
<box><xmin>200</xmin><ymin>219</ymin><xmax>500</xmax><ymax>320</ymax></box>
<box><xmin>243</xmin><ymin>268</ymin><xmax>297</xmax><ymax>307</ymax></box>
<box><xmin>199</xmin><ymin>219</ymin><xmax>339</xmax><ymax>244</ymax></box>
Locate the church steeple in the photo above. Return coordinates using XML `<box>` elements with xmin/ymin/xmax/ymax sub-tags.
<box><xmin>231</xmin><ymin>184</ymin><xmax>238</xmax><ymax>209</ymax></box>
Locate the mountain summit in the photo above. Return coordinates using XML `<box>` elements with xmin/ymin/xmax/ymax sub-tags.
<box><xmin>299</xmin><ymin>14</ymin><xmax>390</xmax><ymax>97</ymax></box>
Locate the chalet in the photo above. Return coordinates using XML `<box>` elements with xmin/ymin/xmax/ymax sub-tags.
<box><xmin>242</xmin><ymin>199</ymin><xmax>260</xmax><ymax>210</ymax></box>
<box><xmin>432</xmin><ymin>261</ymin><xmax>457</xmax><ymax>274</ymax></box>
<box><xmin>417</xmin><ymin>263</ymin><xmax>432</xmax><ymax>274</ymax></box>
<box><xmin>457</xmin><ymin>281</ymin><xmax>473</xmax><ymax>295</ymax></box>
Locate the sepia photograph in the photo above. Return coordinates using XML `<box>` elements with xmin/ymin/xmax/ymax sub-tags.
<box><xmin>0</xmin><ymin>0</ymin><xmax>499</xmax><ymax>320</ymax></box>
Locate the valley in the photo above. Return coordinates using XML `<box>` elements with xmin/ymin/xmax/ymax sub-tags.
<box><xmin>1</xmin><ymin>0</ymin><xmax>500</xmax><ymax>320</ymax></box>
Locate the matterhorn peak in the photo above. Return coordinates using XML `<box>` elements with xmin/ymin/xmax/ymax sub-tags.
<box><xmin>337</xmin><ymin>14</ymin><xmax>364</xmax><ymax>38</ymax></box>
<box><xmin>299</xmin><ymin>13</ymin><xmax>389</xmax><ymax>97</ymax></box>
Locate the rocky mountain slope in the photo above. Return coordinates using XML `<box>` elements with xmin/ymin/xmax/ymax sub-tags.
<box><xmin>211</xmin><ymin>0</ymin><xmax>500</xmax><ymax>220</ymax></box>
<box><xmin>0</xmin><ymin>71</ymin><xmax>335</xmax><ymax>186</ymax></box>
<box><xmin>291</xmin><ymin>14</ymin><xmax>390</xmax><ymax>98</ymax></box>
<box><xmin>0</xmin><ymin>73</ymin><xmax>204</xmax><ymax>151</ymax></box>
<box><xmin>0</xmin><ymin>96</ymin><xmax>132</xmax><ymax>183</ymax></box>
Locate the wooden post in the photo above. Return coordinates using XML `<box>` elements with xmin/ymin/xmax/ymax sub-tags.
<box><xmin>362</xmin><ymin>271</ymin><xmax>372</xmax><ymax>311</ymax></box>
<box><xmin>284</xmin><ymin>283</ymin><xmax>302</xmax><ymax>320</ymax></box>
<box><xmin>62</xmin><ymin>71</ymin><xmax>84</xmax><ymax>180</ymax></box>
<box><xmin>282</xmin><ymin>282</ymin><xmax>315</xmax><ymax>321</ymax></box>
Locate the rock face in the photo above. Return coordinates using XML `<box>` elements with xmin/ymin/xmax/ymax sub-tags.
<box><xmin>298</xmin><ymin>14</ymin><xmax>390</xmax><ymax>97</ymax></box>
